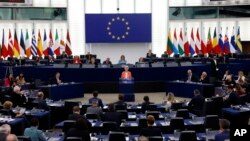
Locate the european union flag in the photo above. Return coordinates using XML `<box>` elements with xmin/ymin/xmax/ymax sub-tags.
<box><xmin>85</xmin><ymin>14</ymin><xmax>151</xmax><ymax>43</ymax></box>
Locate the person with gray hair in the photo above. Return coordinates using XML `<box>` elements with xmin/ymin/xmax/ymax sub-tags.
<box><xmin>138</xmin><ymin>136</ymin><xmax>149</xmax><ymax>141</ymax></box>
<box><xmin>121</xmin><ymin>65</ymin><xmax>132</xmax><ymax>79</ymax></box>
<box><xmin>86</xmin><ymin>99</ymin><xmax>103</xmax><ymax>119</ymax></box>
<box><xmin>188</xmin><ymin>89</ymin><xmax>205</xmax><ymax>116</ymax></box>
<box><xmin>0</xmin><ymin>124</ymin><xmax>11</xmax><ymax>135</ymax></box>
<box><xmin>199</xmin><ymin>71</ymin><xmax>209</xmax><ymax>83</ymax></box>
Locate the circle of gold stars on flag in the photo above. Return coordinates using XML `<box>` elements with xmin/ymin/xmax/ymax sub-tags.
<box><xmin>106</xmin><ymin>16</ymin><xmax>130</xmax><ymax>41</ymax></box>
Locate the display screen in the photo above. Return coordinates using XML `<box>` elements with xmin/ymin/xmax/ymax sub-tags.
<box><xmin>0</xmin><ymin>0</ymin><xmax>25</xmax><ymax>3</ymax></box>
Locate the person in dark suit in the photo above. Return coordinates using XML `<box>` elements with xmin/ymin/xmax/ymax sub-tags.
<box><xmin>199</xmin><ymin>71</ymin><xmax>209</xmax><ymax>84</ymax></box>
<box><xmin>61</xmin><ymin>51</ymin><xmax>68</xmax><ymax>59</ymax></box>
<box><xmin>140</xmin><ymin>115</ymin><xmax>162</xmax><ymax>137</ymax></box>
<box><xmin>103</xmin><ymin>58</ymin><xmax>113</xmax><ymax>66</ymax></box>
<box><xmin>223</xmin><ymin>85</ymin><xmax>240</xmax><ymax>107</ymax></box>
<box><xmin>47</xmin><ymin>55</ymin><xmax>54</xmax><ymax>64</ymax></box>
<box><xmin>186</xmin><ymin>69</ymin><xmax>198</xmax><ymax>82</ymax></box>
<box><xmin>113</xmin><ymin>94</ymin><xmax>127</xmax><ymax>107</ymax></box>
<box><xmin>50</xmin><ymin>72</ymin><xmax>62</xmax><ymax>85</ymax></box>
<box><xmin>68</xmin><ymin>106</ymin><xmax>91</xmax><ymax>129</ymax></box>
<box><xmin>215</xmin><ymin>119</ymin><xmax>230</xmax><ymax>141</ymax></box>
<box><xmin>146</xmin><ymin>49</ymin><xmax>155</xmax><ymax>58</ymax></box>
<box><xmin>141</xmin><ymin>96</ymin><xmax>154</xmax><ymax>112</ymax></box>
<box><xmin>211</xmin><ymin>56</ymin><xmax>219</xmax><ymax>77</ymax></box>
<box><xmin>65</xmin><ymin>117</ymin><xmax>90</xmax><ymax>141</ymax></box>
<box><xmin>33</xmin><ymin>91</ymin><xmax>49</xmax><ymax>110</ymax></box>
<box><xmin>103</xmin><ymin>104</ymin><xmax>122</xmax><ymax>125</ymax></box>
<box><xmin>88</xmin><ymin>91</ymin><xmax>104</xmax><ymax>108</ymax></box>
<box><xmin>188</xmin><ymin>89</ymin><xmax>205</xmax><ymax>116</ymax></box>
<box><xmin>88</xmin><ymin>57</ymin><xmax>98</xmax><ymax>68</ymax></box>
<box><xmin>85</xmin><ymin>52</ymin><xmax>92</xmax><ymax>62</ymax></box>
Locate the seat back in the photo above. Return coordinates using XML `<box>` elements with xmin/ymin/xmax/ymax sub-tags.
<box><xmin>201</xmin><ymin>100</ymin><xmax>216</xmax><ymax>116</ymax></box>
<box><xmin>85</xmin><ymin>113</ymin><xmax>98</xmax><ymax>120</ymax></box>
<box><xmin>63</xmin><ymin>120</ymin><xmax>76</xmax><ymax>133</ymax></box>
<box><xmin>176</xmin><ymin>109</ymin><xmax>190</xmax><ymax>119</ymax></box>
<box><xmin>147</xmin><ymin>104</ymin><xmax>157</xmax><ymax>111</ymax></box>
<box><xmin>204</xmin><ymin>115</ymin><xmax>220</xmax><ymax>130</ymax></box>
<box><xmin>108</xmin><ymin>132</ymin><xmax>126</xmax><ymax>141</ymax></box>
<box><xmin>114</xmin><ymin>104</ymin><xmax>127</xmax><ymax>111</ymax></box>
<box><xmin>65</xmin><ymin>137</ymin><xmax>82</xmax><ymax>141</ymax></box>
<box><xmin>17</xmin><ymin>136</ymin><xmax>31</xmax><ymax>141</ymax></box>
<box><xmin>170</xmin><ymin>117</ymin><xmax>185</xmax><ymax>133</ymax></box>
<box><xmin>64</xmin><ymin>101</ymin><xmax>80</xmax><ymax>116</ymax></box>
<box><xmin>171</xmin><ymin>102</ymin><xmax>184</xmax><ymax>110</ymax></box>
<box><xmin>147</xmin><ymin>136</ymin><xmax>163</xmax><ymax>141</ymax></box>
<box><xmin>146</xmin><ymin>111</ymin><xmax>160</xmax><ymax>119</ymax></box>
<box><xmin>138</xmin><ymin>118</ymin><xmax>148</xmax><ymax>129</ymax></box>
<box><xmin>102</xmin><ymin>122</ymin><xmax>119</xmax><ymax>134</ymax></box>
<box><xmin>116</xmin><ymin>110</ymin><xmax>128</xmax><ymax>120</ymax></box>
<box><xmin>179</xmin><ymin>130</ymin><xmax>197</xmax><ymax>141</ymax></box>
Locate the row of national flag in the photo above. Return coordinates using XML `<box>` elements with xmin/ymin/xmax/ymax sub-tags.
<box><xmin>167</xmin><ymin>27</ymin><xmax>242</xmax><ymax>56</ymax></box>
<box><xmin>0</xmin><ymin>29</ymin><xmax>72</xmax><ymax>58</ymax></box>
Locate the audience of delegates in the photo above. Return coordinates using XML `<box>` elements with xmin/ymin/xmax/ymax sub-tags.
<box><xmin>6</xmin><ymin>134</ymin><xmax>18</xmax><ymax>141</ymax></box>
<box><xmin>4</xmin><ymin>73</ymin><xmax>14</xmax><ymax>87</ymax></box>
<box><xmin>223</xmin><ymin>85</ymin><xmax>240</xmax><ymax>106</ymax></box>
<box><xmin>118</xmin><ymin>55</ymin><xmax>127</xmax><ymax>64</ymax></box>
<box><xmin>50</xmin><ymin>72</ymin><xmax>62</xmax><ymax>85</ymax></box>
<box><xmin>16</xmin><ymin>72</ymin><xmax>26</xmax><ymax>85</ymax></box>
<box><xmin>86</xmin><ymin>100</ymin><xmax>103</xmax><ymax>119</ymax></box>
<box><xmin>103</xmin><ymin>57</ymin><xmax>113</xmax><ymax>66</ymax></box>
<box><xmin>24</xmin><ymin>118</ymin><xmax>47</xmax><ymax>141</ymax></box>
<box><xmin>141</xmin><ymin>96</ymin><xmax>154</xmax><ymax>112</ymax></box>
<box><xmin>89</xmin><ymin>91</ymin><xmax>104</xmax><ymax>108</ymax></box>
<box><xmin>65</xmin><ymin>117</ymin><xmax>90</xmax><ymax>141</ymax></box>
<box><xmin>188</xmin><ymin>89</ymin><xmax>205</xmax><ymax>116</ymax></box>
<box><xmin>33</xmin><ymin>91</ymin><xmax>49</xmax><ymax>110</ymax></box>
<box><xmin>236</xmin><ymin>71</ymin><xmax>247</xmax><ymax>85</ymax></box>
<box><xmin>199</xmin><ymin>71</ymin><xmax>209</xmax><ymax>83</ymax></box>
<box><xmin>140</xmin><ymin>115</ymin><xmax>162</xmax><ymax>137</ymax></box>
<box><xmin>163</xmin><ymin>92</ymin><xmax>177</xmax><ymax>111</ymax></box>
<box><xmin>186</xmin><ymin>69</ymin><xmax>198</xmax><ymax>82</ymax></box>
<box><xmin>215</xmin><ymin>119</ymin><xmax>230</xmax><ymax>141</ymax></box>
<box><xmin>103</xmin><ymin>104</ymin><xmax>122</xmax><ymax>125</ymax></box>
<box><xmin>73</xmin><ymin>55</ymin><xmax>81</xmax><ymax>64</ymax></box>
<box><xmin>121</xmin><ymin>66</ymin><xmax>132</xmax><ymax>80</ymax></box>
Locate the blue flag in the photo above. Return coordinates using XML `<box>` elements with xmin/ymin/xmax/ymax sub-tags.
<box><xmin>85</xmin><ymin>14</ymin><xmax>151</xmax><ymax>43</ymax></box>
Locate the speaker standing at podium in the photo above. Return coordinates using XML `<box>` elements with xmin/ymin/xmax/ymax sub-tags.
<box><xmin>121</xmin><ymin>66</ymin><xmax>132</xmax><ymax>80</ymax></box>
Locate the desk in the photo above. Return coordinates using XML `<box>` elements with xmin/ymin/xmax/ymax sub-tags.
<box><xmin>222</xmin><ymin>106</ymin><xmax>250</xmax><ymax>126</ymax></box>
<box><xmin>25</xmin><ymin>110</ymin><xmax>51</xmax><ymax>129</ymax></box>
<box><xmin>38</xmin><ymin>83</ymin><xmax>84</xmax><ymax>101</ymax></box>
<box><xmin>166</xmin><ymin>81</ymin><xmax>215</xmax><ymax>98</ymax></box>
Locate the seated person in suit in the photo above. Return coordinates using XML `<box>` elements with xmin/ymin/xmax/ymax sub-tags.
<box><xmin>85</xmin><ymin>52</ymin><xmax>92</xmax><ymax>62</ymax></box>
<box><xmin>113</xmin><ymin>94</ymin><xmax>127</xmax><ymax>107</ymax></box>
<box><xmin>11</xmin><ymin>81</ymin><xmax>26</xmax><ymax>107</ymax></box>
<box><xmin>188</xmin><ymin>89</ymin><xmax>205</xmax><ymax>116</ymax></box>
<box><xmin>186</xmin><ymin>69</ymin><xmax>198</xmax><ymax>82</ymax></box>
<box><xmin>118</xmin><ymin>55</ymin><xmax>127</xmax><ymax>64</ymax></box>
<box><xmin>68</xmin><ymin>106</ymin><xmax>91</xmax><ymax>129</ymax></box>
<box><xmin>47</xmin><ymin>55</ymin><xmax>54</xmax><ymax>64</ymax></box>
<box><xmin>136</xmin><ymin>57</ymin><xmax>146</xmax><ymax>65</ymax></box>
<box><xmin>103</xmin><ymin>57</ymin><xmax>112</xmax><ymax>66</ymax></box>
<box><xmin>6</xmin><ymin>134</ymin><xmax>18</xmax><ymax>141</ymax></box>
<box><xmin>215</xmin><ymin>119</ymin><xmax>230</xmax><ymax>141</ymax></box>
<box><xmin>88</xmin><ymin>91</ymin><xmax>104</xmax><ymax>108</ymax></box>
<box><xmin>50</xmin><ymin>72</ymin><xmax>62</xmax><ymax>85</ymax></box>
<box><xmin>61</xmin><ymin>51</ymin><xmax>68</xmax><ymax>59</ymax></box>
<box><xmin>146</xmin><ymin>49</ymin><xmax>155</xmax><ymax>58</ymax></box>
<box><xmin>223</xmin><ymin>85</ymin><xmax>240</xmax><ymax>107</ymax></box>
<box><xmin>141</xmin><ymin>96</ymin><xmax>154</xmax><ymax>112</ymax></box>
<box><xmin>103</xmin><ymin>104</ymin><xmax>122</xmax><ymax>125</ymax></box>
<box><xmin>140</xmin><ymin>115</ymin><xmax>162</xmax><ymax>137</ymax></box>
<box><xmin>16</xmin><ymin>72</ymin><xmax>26</xmax><ymax>85</ymax></box>
<box><xmin>199</xmin><ymin>71</ymin><xmax>209</xmax><ymax>83</ymax></box>
<box><xmin>73</xmin><ymin>55</ymin><xmax>81</xmax><ymax>64</ymax></box>
<box><xmin>163</xmin><ymin>92</ymin><xmax>178</xmax><ymax>111</ymax></box>
<box><xmin>24</xmin><ymin>118</ymin><xmax>47</xmax><ymax>141</ymax></box>
<box><xmin>88</xmin><ymin>57</ymin><xmax>98</xmax><ymax>67</ymax></box>
<box><xmin>33</xmin><ymin>91</ymin><xmax>49</xmax><ymax>110</ymax></box>
<box><xmin>121</xmin><ymin>66</ymin><xmax>132</xmax><ymax>80</ymax></box>
<box><xmin>86</xmin><ymin>100</ymin><xmax>103</xmax><ymax>119</ymax></box>
<box><xmin>65</xmin><ymin>117</ymin><xmax>90</xmax><ymax>141</ymax></box>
